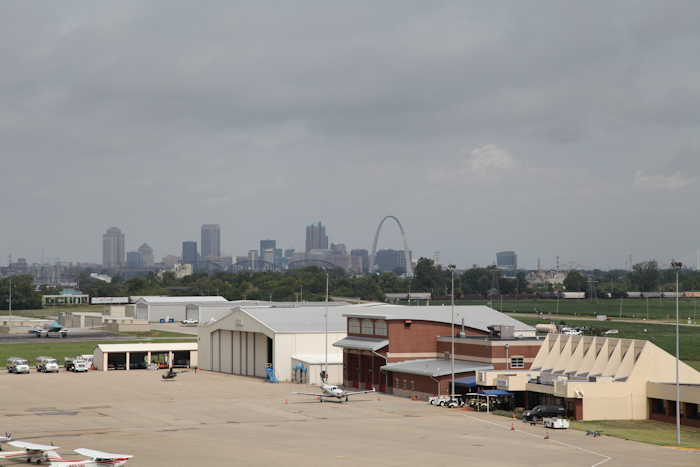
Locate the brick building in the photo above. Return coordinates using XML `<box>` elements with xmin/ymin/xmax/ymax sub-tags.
<box><xmin>332</xmin><ymin>305</ymin><xmax>539</xmax><ymax>398</ymax></box>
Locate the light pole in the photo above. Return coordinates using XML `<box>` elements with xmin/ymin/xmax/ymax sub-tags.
<box><xmin>448</xmin><ymin>264</ymin><xmax>456</xmax><ymax>401</ymax></box>
<box><xmin>8</xmin><ymin>268</ymin><xmax>12</xmax><ymax>327</ymax></box>
<box><xmin>324</xmin><ymin>268</ymin><xmax>329</xmax><ymax>383</ymax></box>
<box><xmin>672</xmin><ymin>261</ymin><xmax>682</xmax><ymax>446</ymax></box>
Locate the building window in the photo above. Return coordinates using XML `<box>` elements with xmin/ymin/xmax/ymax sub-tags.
<box><xmin>511</xmin><ymin>356</ymin><xmax>524</xmax><ymax>369</ymax></box>
<box><xmin>375</xmin><ymin>320</ymin><xmax>387</xmax><ymax>336</ymax></box>
<box><xmin>361</xmin><ymin>320</ymin><xmax>374</xmax><ymax>335</ymax></box>
<box><xmin>411</xmin><ymin>381</ymin><xmax>415</xmax><ymax>391</ymax></box>
<box><xmin>651</xmin><ymin>398</ymin><xmax>665</xmax><ymax>415</ymax></box>
<box><xmin>395</xmin><ymin>378</ymin><xmax>399</xmax><ymax>388</ymax></box>
<box><xmin>349</xmin><ymin>319</ymin><xmax>360</xmax><ymax>334</ymax></box>
<box><xmin>403</xmin><ymin>380</ymin><xmax>406</xmax><ymax>390</ymax></box>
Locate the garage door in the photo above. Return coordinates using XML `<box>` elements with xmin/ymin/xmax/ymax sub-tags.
<box><xmin>186</xmin><ymin>308</ymin><xmax>199</xmax><ymax>321</ymax></box>
<box><xmin>137</xmin><ymin>308</ymin><xmax>148</xmax><ymax>320</ymax></box>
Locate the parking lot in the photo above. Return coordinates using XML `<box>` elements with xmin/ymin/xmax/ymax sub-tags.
<box><xmin>1</xmin><ymin>370</ymin><xmax>698</xmax><ymax>466</ymax></box>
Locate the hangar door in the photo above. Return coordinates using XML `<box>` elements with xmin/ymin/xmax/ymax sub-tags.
<box><xmin>186</xmin><ymin>307</ymin><xmax>199</xmax><ymax>321</ymax></box>
<box><xmin>137</xmin><ymin>307</ymin><xmax>148</xmax><ymax>320</ymax></box>
<box><xmin>212</xmin><ymin>330</ymin><xmax>271</xmax><ymax>377</ymax></box>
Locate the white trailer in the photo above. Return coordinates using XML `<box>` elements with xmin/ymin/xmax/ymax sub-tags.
<box><xmin>36</xmin><ymin>356</ymin><xmax>59</xmax><ymax>372</ymax></box>
<box><xmin>544</xmin><ymin>417</ymin><xmax>570</xmax><ymax>429</ymax></box>
<box><xmin>7</xmin><ymin>357</ymin><xmax>30</xmax><ymax>374</ymax></box>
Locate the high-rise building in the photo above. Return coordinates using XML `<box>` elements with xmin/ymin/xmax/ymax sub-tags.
<box><xmin>263</xmin><ymin>249</ymin><xmax>275</xmax><ymax>264</ymax></box>
<box><xmin>138</xmin><ymin>243</ymin><xmax>154</xmax><ymax>267</ymax></box>
<box><xmin>102</xmin><ymin>227</ymin><xmax>125</xmax><ymax>268</ymax></box>
<box><xmin>284</xmin><ymin>249</ymin><xmax>295</xmax><ymax>258</ymax></box>
<box><xmin>376</xmin><ymin>249</ymin><xmax>412</xmax><ymax>274</ymax></box>
<box><xmin>201</xmin><ymin>224</ymin><xmax>220</xmax><ymax>258</ymax></box>
<box><xmin>305</xmin><ymin>222</ymin><xmax>328</xmax><ymax>252</ymax></box>
<box><xmin>260</xmin><ymin>239</ymin><xmax>276</xmax><ymax>260</ymax></box>
<box><xmin>351</xmin><ymin>249</ymin><xmax>369</xmax><ymax>272</ymax></box>
<box><xmin>182</xmin><ymin>241</ymin><xmax>198</xmax><ymax>266</ymax></box>
<box><xmin>496</xmin><ymin>251</ymin><xmax>517</xmax><ymax>272</ymax></box>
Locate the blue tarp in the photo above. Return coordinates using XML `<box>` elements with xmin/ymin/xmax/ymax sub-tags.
<box><xmin>477</xmin><ymin>389</ymin><xmax>513</xmax><ymax>396</ymax></box>
<box><xmin>452</xmin><ymin>376</ymin><xmax>477</xmax><ymax>387</ymax></box>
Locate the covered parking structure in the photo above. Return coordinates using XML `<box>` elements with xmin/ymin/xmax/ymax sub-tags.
<box><xmin>93</xmin><ymin>343</ymin><xmax>198</xmax><ymax>371</ymax></box>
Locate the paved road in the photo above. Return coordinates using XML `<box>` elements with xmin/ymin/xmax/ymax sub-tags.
<box><xmin>2</xmin><ymin>370</ymin><xmax>698</xmax><ymax>466</ymax></box>
<box><xmin>0</xmin><ymin>331</ymin><xmax>137</xmax><ymax>344</ymax></box>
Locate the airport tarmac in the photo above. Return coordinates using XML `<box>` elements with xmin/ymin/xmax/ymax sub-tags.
<box><xmin>1</xmin><ymin>370</ymin><xmax>698</xmax><ymax>466</ymax></box>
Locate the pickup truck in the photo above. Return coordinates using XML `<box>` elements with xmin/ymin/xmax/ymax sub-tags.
<box><xmin>181</xmin><ymin>319</ymin><xmax>198</xmax><ymax>325</ymax></box>
<box><xmin>65</xmin><ymin>357</ymin><xmax>89</xmax><ymax>372</ymax></box>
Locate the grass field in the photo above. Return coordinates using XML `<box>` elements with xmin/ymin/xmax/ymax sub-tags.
<box><xmin>431</xmin><ymin>298</ymin><xmax>700</xmax><ymax>322</ymax></box>
<box><xmin>568</xmin><ymin>419</ymin><xmax>700</xmax><ymax>450</ymax></box>
<box><xmin>0</xmin><ymin>338</ymin><xmax>196</xmax><ymax>367</ymax></box>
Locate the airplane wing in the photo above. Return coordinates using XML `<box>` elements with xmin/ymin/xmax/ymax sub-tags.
<box><xmin>291</xmin><ymin>391</ymin><xmax>337</xmax><ymax>398</ymax></box>
<box><xmin>63</xmin><ymin>325</ymin><xmax>106</xmax><ymax>332</ymax></box>
<box><xmin>343</xmin><ymin>389</ymin><xmax>376</xmax><ymax>396</ymax></box>
<box><xmin>8</xmin><ymin>441</ymin><xmax>59</xmax><ymax>451</ymax></box>
<box><xmin>75</xmin><ymin>448</ymin><xmax>133</xmax><ymax>459</ymax></box>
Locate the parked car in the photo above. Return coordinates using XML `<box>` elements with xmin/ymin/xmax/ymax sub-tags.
<box><xmin>606</xmin><ymin>318</ymin><xmax>613</xmax><ymax>321</ymax></box>
<box><xmin>604</xmin><ymin>329</ymin><xmax>619</xmax><ymax>335</ymax></box>
<box><xmin>563</xmin><ymin>329</ymin><xmax>581</xmax><ymax>335</ymax></box>
<box><xmin>181</xmin><ymin>319</ymin><xmax>198</xmax><ymax>325</ymax></box>
<box><xmin>428</xmin><ymin>395</ymin><xmax>452</xmax><ymax>406</ymax></box>
<box><xmin>522</xmin><ymin>405</ymin><xmax>566</xmax><ymax>421</ymax></box>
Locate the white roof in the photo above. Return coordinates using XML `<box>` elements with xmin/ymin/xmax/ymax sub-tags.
<box><xmin>292</xmin><ymin>354</ymin><xmax>344</xmax><ymax>365</ymax></box>
<box><xmin>95</xmin><ymin>342</ymin><xmax>197</xmax><ymax>352</ymax></box>
<box><xmin>240</xmin><ymin>306</ymin><xmax>351</xmax><ymax>333</ymax></box>
<box><xmin>343</xmin><ymin>305</ymin><xmax>533</xmax><ymax>333</ymax></box>
<box><xmin>136</xmin><ymin>296</ymin><xmax>228</xmax><ymax>305</ymax></box>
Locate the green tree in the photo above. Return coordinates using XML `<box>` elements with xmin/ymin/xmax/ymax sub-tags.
<box><xmin>161</xmin><ymin>271</ymin><xmax>179</xmax><ymax>287</ymax></box>
<box><xmin>111</xmin><ymin>275</ymin><xmax>125</xmax><ymax>285</ymax></box>
<box><xmin>629</xmin><ymin>261</ymin><xmax>660</xmax><ymax>292</ymax></box>
<box><xmin>127</xmin><ymin>277</ymin><xmax>148</xmax><ymax>294</ymax></box>
<box><xmin>563</xmin><ymin>270</ymin><xmax>587</xmax><ymax>292</ymax></box>
<box><xmin>0</xmin><ymin>274</ymin><xmax>43</xmax><ymax>310</ymax></box>
<box><xmin>410</xmin><ymin>257</ymin><xmax>443</xmax><ymax>293</ymax></box>
<box><xmin>515</xmin><ymin>271</ymin><xmax>528</xmax><ymax>294</ymax></box>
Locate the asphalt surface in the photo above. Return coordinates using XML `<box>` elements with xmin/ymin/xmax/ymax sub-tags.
<box><xmin>1</xmin><ymin>370</ymin><xmax>698</xmax><ymax>466</ymax></box>
<box><xmin>0</xmin><ymin>331</ymin><xmax>135</xmax><ymax>344</ymax></box>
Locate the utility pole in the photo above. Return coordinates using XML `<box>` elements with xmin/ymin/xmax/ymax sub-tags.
<box><xmin>448</xmin><ymin>264</ymin><xmax>456</xmax><ymax>403</ymax></box>
<box><xmin>672</xmin><ymin>261</ymin><xmax>682</xmax><ymax>446</ymax></box>
<box><xmin>7</xmin><ymin>255</ymin><xmax>11</xmax><ymax>327</ymax></box>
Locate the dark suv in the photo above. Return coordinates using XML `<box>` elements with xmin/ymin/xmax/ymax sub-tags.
<box><xmin>522</xmin><ymin>405</ymin><xmax>566</xmax><ymax>421</ymax></box>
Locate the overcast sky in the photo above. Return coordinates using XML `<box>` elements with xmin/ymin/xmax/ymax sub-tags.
<box><xmin>1</xmin><ymin>1</ymin><xmax>699</xmax><ymax>271</ymax></box>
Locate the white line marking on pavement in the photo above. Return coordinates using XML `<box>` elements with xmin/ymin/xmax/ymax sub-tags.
<box><xmin>456</xmin><ymin>413</ymin><xmax>612</xmax><ymax>467</ymax></box>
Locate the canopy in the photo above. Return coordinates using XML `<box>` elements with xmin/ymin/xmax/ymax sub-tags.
<box><xmin>477</xmin><ymin>389</ymin><xmax>513</xmax><ymax>396</ymax></box>
<box><xmin>452</xmin><ymin>376</ymin><xmax>476</xmax><ymax>387</ymax></box>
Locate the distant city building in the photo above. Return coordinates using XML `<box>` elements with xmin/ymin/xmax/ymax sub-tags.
<box><xmin>126</xmin><ymin>251</ymin><xmax>140</xmax><ymax>269</ymax></box>
<box><xmin>305</xmin><ymin>222</ymin><xmax>328</xmax><ymax>252</ymax></box>
<box><xmin>376</xmin><ymin>249</ymin><xmax>412</xmax><ymax>274</ymax></box>
<box><xmin>173</xmin><ymin>263</ymin><xmax>192</xmax><ymax>278</ymax></box>
<box><xmin>201</xmin><ymin>224</ymin><xmax>220</xmax><ymax>258</ymax></box>
<box><xmin>350</xmin><ymin>249</ymin><xmax>369</xmax><ymax>272</ymax></box>
<box><xmin>138</xmin><ymin>243</ymin><xmax>154</xmax><ymax>268</ymax></box>
<box><xmin>263</xmin><ymin>249</ymin><xmax>275</xmax><ymax>264</ymax></box>
<box><xmin>260</xmin><ymin>239</ymin><xmax>276</xmax><ymax>259</ymax></box>
<box><xmin>326</xmin><ymin>244</ymin><xmax>362</xmax><ymax>273</ymax></box>
<box><xmin>496</xmin><ymin>251</ymin><xmax>517</xmax><ymax>271</ymax></box>
<box><xmin>284</xmin><ymin>249</ymin><xmax>295</xmax><ymax>258</ymax></box>
<box><xmin>236</xmin><ymin>255</ymin><xmax>249</xmax><ymax>264</ymax></box>
<box><xmin>102</xmin><ymin>227</ymin><xmax>125</xmax><ymax>268</ymax></box>
<box><xmin>182</xmin><ymin>241</ymin><xmax>198</xmax><ymax>266</ymax></box>
<box><xmin>248</xmin><ymin>250</ymin><xmax>259</xmax><ymax>262</ymax></box>
<box><xmin>161</xmin><ymin>255</ymin><xmax>181</xmax><ymax>268</ymax></box>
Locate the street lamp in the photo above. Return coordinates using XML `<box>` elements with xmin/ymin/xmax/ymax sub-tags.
<box><xmin>7</xmin><ymin>268</ymin><xmax>12</xmax><ymax>327</ymax></box>
<box><xmin>324</xmin><ymin>267</ymin><xmax>330</xmax><ymax>383</ymax></box>
<box><xmin>448</xmin><ymin>264</ymin><xmax>456</xmax><ymax>402</ymax></box>
<box><xmin>671</xmin><ymin>261</ymin><xmax>682</xmax><ymax>445</ymax></box>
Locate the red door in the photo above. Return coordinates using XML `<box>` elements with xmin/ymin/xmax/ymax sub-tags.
<box><xmin>364</xmin><ymin>356</ymin><xmax>373</xmax><ymax>390</ymax></box>
<box><xmin>351</xmin><ymin>354</ymin><xmax>359</xmax><ymax>389</ymax></box>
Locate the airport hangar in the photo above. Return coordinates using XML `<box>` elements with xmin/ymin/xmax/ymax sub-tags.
<box><xmin>198</xmin><ymin>302</ymin><xmax>373</xmax><ymax>384</ymax></box>
<box><xmin>133</xmin><ymin>296</ymin><xmax>283</xmax><ymax>322</ymax></box>
<box><xmin>93</xmin><ymin>342</ymin><xmax>198</xmax><ymax>371</ymax></box>
<box><xmin>332</xmin><ymin>305</ymin><xmax>540</xmax><ymax>398</ymax></box>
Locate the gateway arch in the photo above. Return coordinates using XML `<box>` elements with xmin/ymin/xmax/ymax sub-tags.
<box><xmin>369</xmin><ymin>216</ymin><xmax>413</xmax><ymax>275</ymax></box>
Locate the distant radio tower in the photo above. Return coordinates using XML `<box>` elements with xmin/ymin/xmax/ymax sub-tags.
<box><xmin>434</xmin><ymin>251</ymin><xmax>441</xmax><ymax>264</ymax></box>
<box><xmin>556</xmin><ymin>254</ymin><xmax>559</xmax><ymax>273</ymax></box>
<box><xmin>629</xmin><ymin>254</ymin><xmax>632</xmax><ymax>270</ymax></box>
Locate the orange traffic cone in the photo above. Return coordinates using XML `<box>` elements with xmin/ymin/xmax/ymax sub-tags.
<box><xmin>512</xmin><ymin>413</ymin><xmax>516</xmax><ymax>419</ymax></box>
<box><xmin>285</xmin><ymin>399</ymin><xmax>288</xmax><ymax>404</ymax></box>
<box><xmin>511</xmin><ymin>423</ymin><xmax>515</xmax><ymax>430</ymax></box>
<box><xmin>378</xmin><ymin>395</ymin><xmax>380</xmax><ymax>401</ymax></box>
<box><xmin>545</xmin><ymin>432</ymin><xmax>549</xmax><ymax>439</ymax></box>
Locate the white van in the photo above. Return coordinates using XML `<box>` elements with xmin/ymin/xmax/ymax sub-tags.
<box><xmin>7</xmin><ymin>357</ymin><xmax>30</xmax><ymax>374</ymax></box>
<box><xmin>36</xmin><ymin>356</ymin><xmax>60</xmax><ymax>373</ymax></box>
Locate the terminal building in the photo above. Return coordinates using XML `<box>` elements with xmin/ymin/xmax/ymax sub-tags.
<box><xmin>476</xmin><ymin>333</ymin><xmax>700</xmax><ymax>424</ymax></box>
<box><xmin>332</xmin><ymin>305</ymin><xmax>538</xmax><ymax>397</ymax></box>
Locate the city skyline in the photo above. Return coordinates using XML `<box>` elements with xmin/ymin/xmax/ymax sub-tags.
<box><xmin>1</xmin><ymin>3</ymin><xmax>698</xmax><ymax>271</ymax></box>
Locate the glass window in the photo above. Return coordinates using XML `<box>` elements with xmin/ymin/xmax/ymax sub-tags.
<box><xmin>349</xmin><ymin>319</ymin><xmax>360</xmax><ymax>334</ymax></box>
<box><xmin>511</xmin><ymin>356</ymin><xmax>525</xmax><ymax>369</ymax></box>
<box><xmin>375</xmin><ymin>320</ymin><xmax>387</xmax><ymax>336</ymax></box>
<box><xmin>361</xmin><ymin>320</ymin><xmax>374</xmax><ymax>335</ymax></box>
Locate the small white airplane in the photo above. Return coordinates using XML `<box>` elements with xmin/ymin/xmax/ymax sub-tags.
<box><xmin>292</xmin><ymin>373</ymin><xmax>376</xmax><ymax>402</ymax></box>
<box><xmin>0</xmin><ymin>432</ymin><xmax>11</xmax><ymax>450</ymax></box>
<box><xmin>32</xmin><ymin>314</ymin><xmax>104</xmax><ymax>338</ymax></box>
<box><xmin>45</xmin><ymin>448</ymin><xmax>133</xmax><ymax>466</ymax></box>
<box><xmin>3</xmin><ymin>441</ymin><xmax>59</xmax><ymax>464</ymax></box>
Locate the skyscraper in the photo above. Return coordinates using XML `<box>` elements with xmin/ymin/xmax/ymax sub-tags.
<box><xmin>305</xmin><ymin>222</ymin><xmax>328</xmax><ymax>252</ymax></box>
<box><xmin>260</xmin><ymin>239</ymin><xmax>276</xmax><ymax>259</ymax></box>
<box><xmin>182</xmin><ymin>241</ymin><xmax>198</xmax><ymax>266</ymax></box>
<box><xmin>138</xmin><ymin>243</ymin><xmax>154</xmax><ymax>267</ymax></box>
<box><xmin>496</xmin><ymin>251</ymin><xmax>517</xmax><ymax>272</ymax></box>
<box><xmin>102</xmin><ymin>227</ymin><xmax>125</xmax><ymax>268</ymax></box>
<box><xmin>201</xmin><ymin>224</ymin><xmax>220</xmax><ymax>258</ymax></box>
